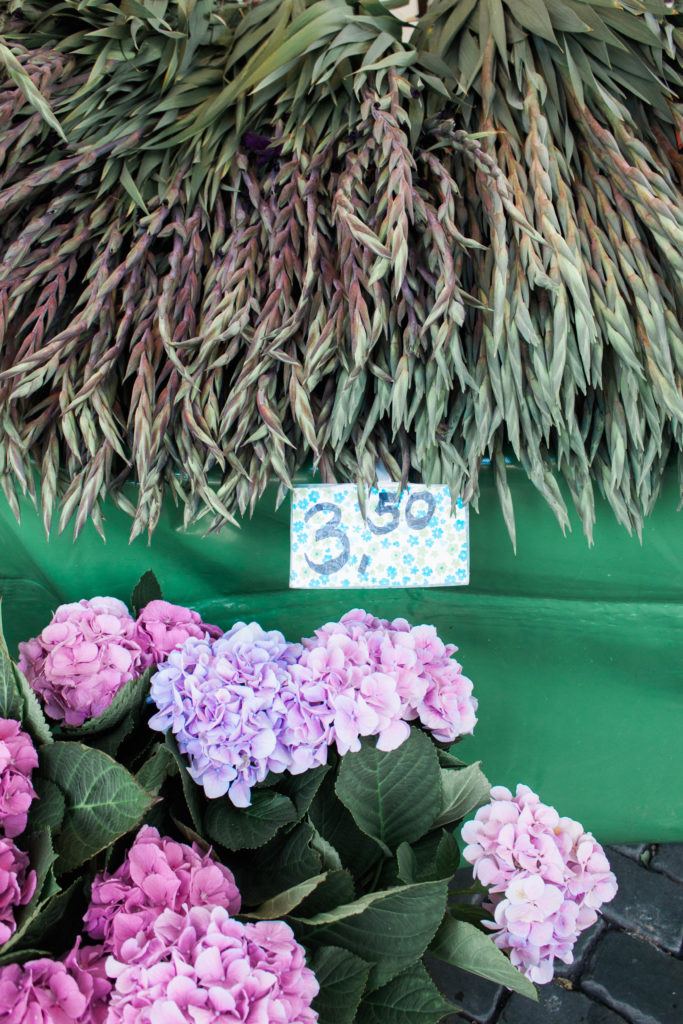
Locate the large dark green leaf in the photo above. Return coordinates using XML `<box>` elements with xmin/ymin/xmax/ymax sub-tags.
<box><xmin>312</xmin><ymin>945</ymin><xmax>370</xmax><ymax>1024</ymax></box>
<box><xmin>131</xmin><ymin>570</ymin><xmax>163</xmax><ymax>614</ymax></box>
<box><xmin>336</xmin><ymin>730</ymin><xmax>442</xmax><ymax>851</ymax></box>
<box><xmin>25</xmin><ymin>776</ymin><xmax>65</xmax><ymax>834</ymax></box>
<box><xmin>205</xmin><ymin>789</ymin><xmax>297</xmax><ymax>851</ymax></box>
<box><xmin>433</xmin><ymin>762</ymin><xmax>490</xmax><ymax>828</ymax></box>
<box><xmin>135</xmin><ymin>742</ymin><xmax>178</xmax><ymax>796</ymax></box>
<box><xmin>309</xmin><ymin>775</ymin><xmax>383</xmax><ymax>882</ymax></box>
<box><xmin>40</xmin><ymin>742</ymin><xmax>154</xmax><ymax>872</ymax></box>
<box><xmin>245</xmin><ymin>873</ymin><xmax>329</xmax><ymax>920</ymax></box>
<box><xmin>295</xmin><ymin>879</ymin><xmax>448</xmax><ymax>991</ymax></box>
<box><xmin>165</xmin><ymin>733</ymin><xmax>204</xmax><ymax>833</ymax></box>
<box><xmin>430</xmin><ymin>917</ymin><xmax>538</xmax><ymax>1000</ymax></box>
<box><xmin>231</xmin><ymin>822</ymin><xmax>324</xmax><ymax>907</ymax></box>
<box><xmin>356</xmin><ymin>961</ymin><xmax>454</xmax><ymax>1023</ymax></box>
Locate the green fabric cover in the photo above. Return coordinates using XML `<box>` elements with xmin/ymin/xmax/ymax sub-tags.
<box><xmin>0</xmin><ymin>467</ymin><xmax>680</xmax><ymax>843</ymax></box>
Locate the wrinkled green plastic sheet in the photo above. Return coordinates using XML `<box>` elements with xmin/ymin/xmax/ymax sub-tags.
<box><xmin>0</xmin><ymin>466</ymin><xmax>681</xmax><ymax>842</ymax></box>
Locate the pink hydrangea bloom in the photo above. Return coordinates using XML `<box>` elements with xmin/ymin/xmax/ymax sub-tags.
<box><xmin>0</xmin><ymin>718</ymin><xmax>38</xmax><ymax>838</ymax></box>
<box><xmin>18</xmin><ymin>597</ymin><xmax>145</xmax><ymax>726</ymax></box>
<box><xmin>0</xmin><ymin>836</ymin><xmax>36</xmax><ymax>945</ymax></box>
<box><xmin>106</xmin><ymin>905</ymin><xmax>319</xmax><ymax>1024</ymax></box>
<box><xmin>83</xmin><ymin>826</ymin><xmax>240</xmax><ymax>965</ymax></box>
<box><xmin>305</xmin><ymin>609</ymin><xmax>477</xmax><ymax>746</ymax></box>
<box><xmin>462</xmin><ymin>785</ymin><xmax>618</xmax><ymax>984</ymax></box>
<box><xmin>62</xmin><ymin>941</ymin><xmax>112</xmax><ymax>1024</ymax></box>
<box><xmin>0</xmin><ymin>943</ymin><xmax>111</xmax><ymax>1024</ymax></box>
<box><xmin>135</xmin><ymin>600</ymin><xmax>221</xmax><ymax>668</ymax></box>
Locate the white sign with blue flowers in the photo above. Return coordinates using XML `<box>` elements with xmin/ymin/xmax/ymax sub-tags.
<box><xmin>289</xmin><ymin>484</ymin><xmax>469</xmax><ymax>589</ymax></box>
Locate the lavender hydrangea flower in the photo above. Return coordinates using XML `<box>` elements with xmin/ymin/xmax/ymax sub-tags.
<box><xmin>462</xmin><ymin>785</ymin><xmax>618</xmax><ymax>984</ymax></box>
<box><xmin>149</xmin><ymin>624</ymin><xmax>301</xmax><ymax>806</ymax></box>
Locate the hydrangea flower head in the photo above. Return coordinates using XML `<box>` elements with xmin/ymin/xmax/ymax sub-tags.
<box><xmin>462</xmin><ymin>785</ymin><xmax>617</xmax><ymax>984</ymax></box>
<box><xmin>306</xmin><ymin>609</ymin><xmax>477</xmax><ymax>745</ymax></box>
<box><xmin>83</xmin><ymin>825</ymin><xmax>240</xmax><ymax>965</ymax></box>
<box><xmin>106</xmin><ymin>905</ymin><xmax>319</xmax><ymax>1024</ymax></box>
<box><xmin>0</xmin><ymin>836</ymin><xmax>36</xmax><ymax>944</ymax></box>
<box><xmin>149</xmin><ymin>624</ymin><xmax>301</xmax><ymax>805</ymax></box>
<box><xmin>0</xmin><ymin>718</ymin><xmax>38</xmax><ymax>838</ymax></box>
<box><xmin>135</xmin><ymin>601</ymin><xmax>221</xmax><ymax>668</ymax></box>
<box><xmin>18</xmin><ymin>597</ymin><xmax>145</xmax><ymax>726</ymax></box>
<box><xmin>0</xmin><ymin>943</ymin><xmax>111</xmax><ymax>1024</ymax></box>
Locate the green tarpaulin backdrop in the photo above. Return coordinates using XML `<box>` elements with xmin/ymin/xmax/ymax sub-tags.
<box><xmin>0</xmin><ymin>466</ymin><xmax>680</xmax><ymax>843</ymax></box>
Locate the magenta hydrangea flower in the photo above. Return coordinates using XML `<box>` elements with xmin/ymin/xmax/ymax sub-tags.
<box><xmin>18</xmin><ymin>597</ymin><xmax>145</xmax><ymax>726</ymax></box>
<box><xmin>305</xmin><ymin>609</ymin><xmax>477</xmax><ymax>745</ymax></box>
<box><xmin>462</xmin><ymin>785</ymin><xmax>618</xmax><ymax>984</ymax></box>
<box><xmin>135</xmin><ymin>601</ymin><xmax>221</xmax><ymax>668</ymax></box>
<box><xmin>83</xmin><ymin>826</ymin><xmax>240</xmax><ymax>965</ymax></box>
<box><xmin>0</xmin><ymin>836</ymin><xmax>36</xmax><ymax>945</ymax></box>
<box><xmin>148</xmin><ymin>623</ymin><xmax>301</xmax><ymax>805</ymax></box>
<box><xmin>0</xmin><ymin>718</ymin><xmax>38</xmax><ymax>838</ymax></box>
<box><xmin>0</xmin><ymin>942</ymin><xmax>111</xmax><ymax>1024</ymax></box>
<box><xmin>106</xmin><ymin>905</ymin><xmax>319</xmax><ymax>1024</ymax></box>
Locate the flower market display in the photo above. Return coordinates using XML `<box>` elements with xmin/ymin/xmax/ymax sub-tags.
<box><xmin>0</xmin><ymin>576</ymin><xmax>618</xmax><ymax>1021</ymax></box>
<box><xmin>0</xmin><ymin>2</ymin><xmax>681</xmax><ymax>544</ymax></box>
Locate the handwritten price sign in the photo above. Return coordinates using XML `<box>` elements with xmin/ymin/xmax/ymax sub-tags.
<box><xmin>289</xmin><ymin>484</ymin><xmax>469</xmax><ymax>590</ymax></box>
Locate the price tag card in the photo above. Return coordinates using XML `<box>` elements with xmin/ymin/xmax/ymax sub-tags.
<box><xmin>289</xmin><ymin>484</ymin><xmax>469</xmax><ymax>589</ymax></box>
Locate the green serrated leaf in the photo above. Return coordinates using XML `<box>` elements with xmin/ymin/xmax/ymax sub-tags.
<box><xmin>164</xmin><ymin>732</ymin><xmax>204</xmax><ymax>833</ymax></box>
<box><xmin>295</xmin><ymin>880</ymin><xmax>448</xmax><ymax>991</ymax></box>
<box><xmin>61</xmin><ymin>670</ymin><xmax>151</xmax><ymax>738</ymax></box>
<box><xmin>336</xmin><ymin>730</ymin><xmax>442</xmax><ymax>851</ymax></box>
<box><xmin>131</xmin><ymin>571</ymin><xmax>163</xmax><ymax>615</ymax></box>
<box><xmin>312</xmin><ymin>945</ymin><xmax>370</xmax><ymax>1024</ymax></box>
<box><xmin>26</xmin><ymin>776</ymin><xmax>65</xmax><ymax>834</ymax></box>
<box><xmin>356</xmin><ymin>960</ymin><xmax>454</xmax><ymax>1023</ymax></box>
<box><xmin>205</xmin><ymin>788</ymin><xmax>297</xmax><ymax>851</ymax></box>
<box><xmin>245</xmin><ymin>872</ymin><xmax>329</xmax><ymax>920</ymax></box>
<box><xmin>430</xmin><ymin>917</ymin><xmax>538</xmax><ymax>1001</ymax></box>
<box><xmin>433</xmin><ymin>763</ymin><xmax>490</xmax><ymax>829</ymax></box>
<box><xmin>40</xmin><ymin>742</ymin><xmax>154</xmax><ymax>872</ymax></box>
<box><xmin>135</xmin><ymin>742</ymin><xmax>178</xmax><ymax>795</ymax></box>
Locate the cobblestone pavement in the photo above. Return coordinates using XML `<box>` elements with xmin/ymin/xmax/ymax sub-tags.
<box><xmin>430</xmin><ymin>844</ymin><xmax>683</xmax><ymax>1024</ymax></box>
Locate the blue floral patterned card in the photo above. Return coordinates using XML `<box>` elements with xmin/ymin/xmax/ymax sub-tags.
<box><xmin>289</xmin><ymin>484</ymin><xmax>469</xmax><ymax>589</ymax></box>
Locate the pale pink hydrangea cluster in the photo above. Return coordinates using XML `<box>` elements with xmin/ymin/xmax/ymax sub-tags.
<box><xmin>303</xmin><ymin>609</ymin><xmax>478</xmax><ymax>747</ymax></box>
<box><xmin>0</xmin><ymin>942</ymin><xmax>111</xmax><ymax>1024</ymax></box>
<box><xmin>0</xmin><ymin>718</ymin><xmax>38</xmax><ymax>838</ymax></box>
<box><xmin>149</xmin><ymin>610</ymin><xmax>477</xmax><ymax>806</ymax></box>
<box><xmin>19</xmin><ymin>597</ymin><xmax>219</xmax><ymax>727</ymax></box>
<box><xmin>462</xmin><ymin>785</ymin><xmax>618</xmax><ymax>984</ymax></box>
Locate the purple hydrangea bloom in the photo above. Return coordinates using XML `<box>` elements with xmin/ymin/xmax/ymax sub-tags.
<box><xmin>462</xmin><ymin>785</ymin><xmax>618</xmax><ymax>984</ymax></box>
<box><xmin>148</xmin><ymin>624</ymin><xmax>301</xmax><ymax>806</ymax></box>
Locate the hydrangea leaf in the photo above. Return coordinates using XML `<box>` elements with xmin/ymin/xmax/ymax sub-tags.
<box><xmin>277</xmin><ymin>764</ymin><xmax>330</xmax><ymax>820</ymax></box>
<box><xmin>165</xmin><ymin>733</ymin><xmax>204</xmax><ymax>833</ymax></box>
<box><xmin>230</xmin><ymin>822</ymin><xmax>323</xmax><ymax>907</ymax></box>
<box><xmin>131</xmin><ymin>570</ymin><xmax>163</xmax><ymax>615</ymax></box>
<box><xmin>0</xmin><ymin>829</ymin><xmax>58</xmax><ymax>955</ymax></box>
<box><xmin>12</xmin><ymin>665</ymin><xmax>53</xmax><ymax>746</ymax></box>
<box><xmin>135</xmin><ymin>743</ymin><xmax>178</xmax><ymax>796</ymax></box>
<box><xmin>40</xmin><ymin>742</ymin><xmax>154</xmax><ymax>873</ymax></box>
<box><xmin>336</xmin><ymin>729</ymin><xmax>442</xmax><ymax>851</ymax></box>
<box><xmin>204</xmin><ymin>789</ymin><xmax>298</xmax><ymax>852</ymax></box>
<box><xmin>25</xmin><ymin>776</ymin><xmax>65</xmax><ymax>834</ymax></box>
<box><xmin>429</xmin><ymin>917</ymin><xmax>538</xmax><ymax>1001</ymax></box>
<box><xmin>355</xmin><ymin>961</ymin><xmax>455</xmax><ymax>1023</ymax></box>
<box><xmin>309</xmin><ymin>774</ymin><xmax>384</xmax><ymax>882</ymax></box>
<box><xmin>245</xmin><ymin>872</ymin><xmax>330</xmax><ymax>920</ymax></box>
<box><xmin>296</xmin><ymin>869</ymin><xmax>356</xmax><ymax>918</ymax></box>
<box><xmin>311</xmin><ymin>946</ymin><xmax>370</xmax><ymax>1024</ymax></box>
<box><xmin>60</xmin><ymin>670</ymin><xmax>151</xmax><ymax>738</ymax></box>
<box><xmin>0</xmin><ymin>606</ymin><xmax>52</xmax><ymax>744</ymax></box>
<box><xmin>433</xmin><ymin>762</ymin><xmax>490</xmax><ymax>828</ymax></box>
<box><xmin>11</xmin><ymin>878</ymin><xmax>84</xmax><ymax>955</ymax></box>
<box><xmin>294</xmin><ymin>879</ymin><xmax>448</xmax><ymax>991</ymax></box>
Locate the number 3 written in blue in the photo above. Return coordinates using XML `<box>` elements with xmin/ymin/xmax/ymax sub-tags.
<box><xmin>304</xmin><ymin>491</ymin><xmax>437</xmax><ymax>577</ymax></box>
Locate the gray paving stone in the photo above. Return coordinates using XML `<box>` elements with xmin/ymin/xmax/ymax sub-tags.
<box><xmin>426</xmin><ymin>954</ymin><xmax>503</xmax><ymax>1023</ymax></box>
<box><xmin>651</xmin><ymin>844</ymin><xmax>683</xmax><ymax>885</ymax></box>
<box><xmin>554</xmin><ymin>920</ymin><xmax>607</xmax><ymax>980</ymax></box>
<box><xmin>602</xmin><ymin>851</ymin><xmax>683</xmax><ymax>953</ymax></box>
<box><xmin>499</xmin><ymin>984</ymin><xmax>625</xmax><ymax>1023</ymax></box>
<box><xmin>582</xmin><ymin>930</ymin><xmax>683</xmax><ymax>1024</ymax></box>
